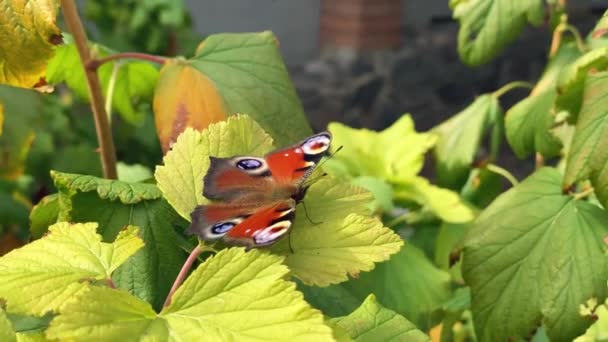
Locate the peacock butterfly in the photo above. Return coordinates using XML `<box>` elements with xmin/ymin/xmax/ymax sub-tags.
<box><xmin>188</xmin><ymin>132</ymin><xmax>332</xmax><ymax>249</ymax></box>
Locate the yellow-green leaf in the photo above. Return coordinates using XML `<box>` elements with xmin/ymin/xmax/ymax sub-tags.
<box><xmin>155</xmin><ymin>115</ymin><xmax>273</xmax><ymax>220</ymax></box>
<box><xmin>156</xmin><ymin>114</ymin><xmax>403</xmax><ymax>286</ymax></box>
<box><xmin>0</xmin><ymin>222</ymin><xmax>143</xmax><ymax>315</ymax></box>
<box><xmin>271</xmin><ymin>177</ymin><xmax>404</xmax><ymax>286</ymax></box>
<box><xmin>154</xmin><ymin>58</ymin><xmax>228</xmax><ymax>153</ymax></box>
<box><xmin>47</xmin><ymin>248</ymin><xmax>334</xmax><ymax>341</ymax></box>
<box><xmin>0</xmin><ymin>308</ymin><xmax>16</xmax><ymax>342</ymax></box>
<box><xmin>0</xmin><ymin>0</ymin><xmax>61</xmax><ymax>88</ymax></box>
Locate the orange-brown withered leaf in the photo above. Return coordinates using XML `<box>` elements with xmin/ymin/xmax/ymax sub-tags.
<box><xmin>153</xmin><ymin>59</ymin><xmax>227</xmax><ymax>153</ymax></box>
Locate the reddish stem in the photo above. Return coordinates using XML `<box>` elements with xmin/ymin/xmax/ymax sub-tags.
<box><xmin>87</xmin><ymin>52</ymin><xmax>168</xmax><ymax>70</ymax></box>
<box><xmin>163</xmin><ymin>245</ymin><xmax>203</xmax><ymax>308</ymax></box>
<box><xmin>106</xmin><ymin>278</ymin><xmax>117</xmax><ymax>289</ymax></box>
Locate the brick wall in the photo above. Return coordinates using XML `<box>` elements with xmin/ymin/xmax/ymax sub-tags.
<box><xmin>321</xmin><ymin>0</ymin><xmax>402</xmax><ymax>49</ymax></box>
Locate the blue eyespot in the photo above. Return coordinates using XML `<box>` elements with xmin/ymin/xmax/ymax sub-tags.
<box><xmin>212</xmin><ymin>222</ymin><xmax>235</xmax><ymax>234</ymax></box>
<box><xmin>236</xmin><ymin>159</ymin><xmax>263</xmax><ymax>170</ymax></box>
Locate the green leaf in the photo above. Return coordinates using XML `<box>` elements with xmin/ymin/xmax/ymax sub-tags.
<box><xmin>344</xmin><ymin>245</ymin><xmax>451</xmax><ymax>330</ymax></box>
<box><xmin>328</xmin><ymin>116</ymin><xmax>472</xmax><ymax>222</ymax></box>
<box><xmin>0</xmin><ymin>0</ymin><xmax>61</xmax><ymax>88</ymax></box>
<box><xmin>330</xmin><ymin>294</ymin><xmax>430</xmax><ymax>342</ymax></box>
<box><xmin>0</xmin><ymin>222</ymin><xmax>143</xmax><ymax>316</ymax></box>
<box><xmin>328</xmin><ymin>115</ymin><xmax>437</xmax><ymax>181</ymax></box>
<box><xmin>451</xmin><ymin>0</ymin><xmax>544</xmax><ymax>65</ymax></box>
<box><xmin>53</xmin><ymin>171</ymin><xmax>186</xmax><ymax>310</ymax></box>
<box><xmin>116</xmin><ymin>162</ymin><xmax>152</xmax><ymax>183</ymax></box>
<box><xmin>394</xmin><ymin>177</ymin><xmax>475</xmax><ymax>223</ymax></box>
<box><xmin>190</xmin><ymin>31</ymin><xmax>313</xmax><ymax>145</ymax></box>
<box><xmin>0</xmin><ymin>308</ymin><xmax>16</xmax><ymax>342</ymax></box>
<box><xmin>556</xmin><ymin>47</ymin><xmax>608</xmax><ymax>118</ymax></box>
<box><xmin>155</xmin><ymin>115</ymin><xmax>273</xmax><ymax>220</ymax></box>
<box><xmin>434</xmin><ymin>94</ymin><xmax>501</xmax><ymax>188</ymax></box>
<box><xmin>157</xmin><ymin>115</ymin><xmax>402</xmax><ymax>286</ymax></box>
<box><xmin>28</xmin><ymin>194</ymin><xmax>59</xmax><ymax>239</ymax></box>
<box><xmin>564</xmin><ymin>72</ymin><xmax>608</xmax><ymax>209</ymax></box>
<box><xmin>505</xmin><ymin>90</ymin><xmax>562</xmax><ymax>158</ymax></box>
<box><xmin>0</xmin><ymin>85</ymin><xmax>42</xmax><ymax>179</ymax></box>
<box><xmin>351</xmin><ymin>176</ymin><xmax>394</xmax><ymax>213</ymax></box>
<box><xmin>46</xmin><ymin>36</ymin><xmax>159</xmax><ymax>124</ymax></box>
<box><xmin>459</xmin><ymin>167</ymin><xmax>503</xmax><ymax>207</ymax></box>
<box><xmin>271</xmin><ymin>177</ymin><xmax>403</xmax><ymax>286</ymax></box>
<box><xmin>52</xmin><ymin>171</ymin><xmax>162</xmax><ymax>204</ymax></box>
<box><xmin>298</xmin><ymin>281</ymin><xmax>361</xmax><ymax>318</ymax></box>
<box><xmin>47</xmin><ymin>248</ymin><xmax>334</xmax><ymax>341</ymax></box>
<box><xmin>463</xmin><ymin>168</ymin><xmax>608</xmax><ymax>341</ymax></box>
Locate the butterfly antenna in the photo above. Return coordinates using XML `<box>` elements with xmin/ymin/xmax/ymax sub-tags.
<box><xmin>301</xmin><ymin>200</ymin><xmax>323</xmax><ymax>225</ymax></box>
<box><xmin>302</xmin><ymin>145</ymin><xmax>344</xmax><ymax>187</ymax></box>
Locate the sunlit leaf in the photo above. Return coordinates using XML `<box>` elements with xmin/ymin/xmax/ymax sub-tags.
<box><xmin>189</xmin><ymin>31</ymin><xmax>313</xmax><ymax>146</ymax></box>
<box><xmin>451</xmin><ymin>0</ymin><xmax>544</xmax><ymax>65</ymax></box>
<box><xmin>0</xmin><ymin>222</ymin><xmax>143</xmax><ymax>315</ymax></box>
<box><xmin>328</xmin><ymin>115</ymin><xmax>437</xmax><ymax>181</ymax></box>
<box><xmin>463</xmin><ymin>168</ymin><xmax>608</xmax><ymax>341</ymax></box>
<box><xmin>327</xmin><ymin>116</ymin><xmax>472</xmax><ymax>222</ymax></box>
<box><xmin>329</xmin><ymin>294</ymin><xmax>430</xmax><ymax>342</ymax></box>
<box><xmin>574</xmin><ymin>299</ymin><xmax>608</xmax><ymax>341</ymax></box>
<box><xmin>53</xmin><ymin>171</ymin><xmax>186</xmax><ymax>309</ymax></box>
<box><xmin>153</xmin><ymin>59</ymin><xmax>227</xmax><ymax>153</ymax></box>
<box><xmin>155</xmin><ymin>115</ymin><xmax>273</xmax><ymax>220</ymax></box>
<box><xmin>0</xmin><ymin>0</ymin><xmax>61</xmax><ymax>88</ymax></box>
<box><xmin>156</xmin><ymin>115</ymin><xmax>402</xmax><ymax>286</ymax></box>
<box><xmin>0</xmin><ymin>308</ymin><xmax>16</xmax><ymax>342</ymax></box>
<box><xmin>46</xmin><ymin>36</ymin><xmax>159</xmax><ymax>124</ymax></box>
<box><xmin>47</xmin><ymin>248</ymin><xmax>334</xmax><ymax>341</ymax></box>
<box><xmin>394</xmin><ymin>177</ymin><xmax>475</xmax><ymax>223</ymax></box>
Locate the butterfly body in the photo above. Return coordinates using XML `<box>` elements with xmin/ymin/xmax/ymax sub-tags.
<box><xmin>189</xmin><ymin>132</ymin><xmax>331</xmax><ymax>248</ymax></box>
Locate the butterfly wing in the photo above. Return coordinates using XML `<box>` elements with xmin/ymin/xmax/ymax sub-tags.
<box><xmin>189</xmin><ymin>199</ymin><xmax>296</xmax><ymax>248</ymax></box>
<box><xmin>265</xmin><ymin>132</ymin><xmax>332</xmax><ymax>186</ymax></box>
<box><xmin>203</xmin><ymin>156</ymin><xmax>274</xmax><ymax>201</ymax></box>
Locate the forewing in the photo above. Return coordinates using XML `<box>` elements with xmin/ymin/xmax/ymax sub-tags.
<box><xmin>265</xmin><ymin>132</ymin><xmax>331</xmax><ymax>185</ymax></box>
<box><xmin>203</xmin><ymin>156</ymin><xmax>273</xmax><ymax>201</ymax></box>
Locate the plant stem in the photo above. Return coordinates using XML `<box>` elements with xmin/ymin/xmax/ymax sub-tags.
<box><xmin>573</xmin><ymin>187</ymin><xmax>595</xmax><ymax>200</ymax></box>
<box><xmin>492</xmin><ymin>81</ymin><xmax>534</xmax><ymax>98</ymax></box>
<box><xmin>61</xmin><ymin>0</ymin><xmax>118</xmax><ymax>179</ymax></box>
<box><xmin>535</xmin><ymin>153</ymin><xmax>545</xmax><ymax>169</ymax></box>
<box><xmin>486</xmin><ymin>163</ymin><xmax>519</xmax><ymax>187</ymax></box>
<box><xmin>106</xmin><ymin>278</ymin><xmax>116</xmax><ymax>289</ymax></box>
<box><xmin>163</xmin><ymin>245</ymin><xmax>203</xmax><ymax>308</ymax></box>
<box><xmin>87</xmin><ymin>52</ymin><xmax>167</xmax><ymax>70</ymax></box>
<box><xmin>104</xmin><ymin>62</ymin><xmax>121</xmax><ymax>122</ymax></box>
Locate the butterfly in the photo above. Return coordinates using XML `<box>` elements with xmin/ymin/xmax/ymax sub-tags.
<box><xmin>188</xmin><ymin>132</ymin><xmax>332</xmax><ymax>249</ymax></box>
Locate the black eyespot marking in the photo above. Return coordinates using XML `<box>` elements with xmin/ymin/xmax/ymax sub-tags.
<box><xmin>212</xmin><ymin>222</ymin><xmax>235</xmax><ymax>234</ymax></box>
<box><xmin>236</xmin><ymin>159</ymin><xmax>263</xmax><ymax>170</ymax></box>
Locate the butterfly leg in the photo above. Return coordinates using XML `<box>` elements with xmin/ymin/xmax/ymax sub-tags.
<box><xmin>301</xmin><ymin>200</ymin><xmax>323</xmax><ymax>225</ymax></box>
<box><xmin>288</xmin><ymin>230</ymin><xmax>295</xmax><ymax>254</ymax></box>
